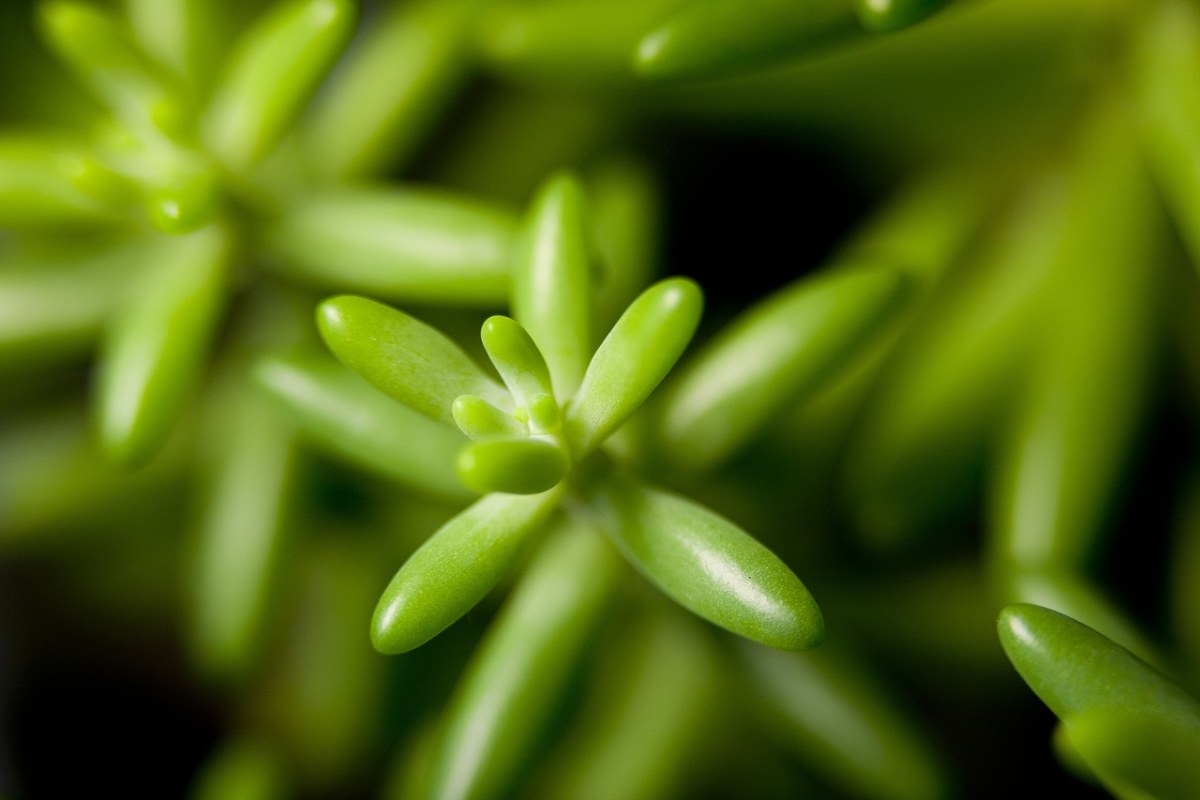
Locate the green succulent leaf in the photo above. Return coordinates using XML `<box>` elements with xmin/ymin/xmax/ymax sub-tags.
<box><xmin>477</xmin><ymin>0</ymin><xmax>688</xmax><ymax>85</ymax></box>
<box><xmin>741</xmin><ymin>642</ymin><xmax>950</xmax><ymax>800</ymax></box>
<box><xmin>371</xmin><ymin>489</ymin><xmax>561</xmax><ymax>654</ymax></box>
<box><xmin>456</xmin><ymin>437</ymin><xmax>570</xmax><ymax>495</ymax></box>
<box><xmin>852</xmin><ymin>0</ymin><xmax>955</xmax><ymax>33</ymax></box>
<box><xmin>302</xmin><ymin>0</ymin><xmax>476</xmax><ymax>180</ymax></box>
<box><xmin>452</xmin><ymin>394</ymin><xmax>526</xmax><ymax>441</ymax></box>
<box><xmin>512</xmin><ymin>171</ymin><xmax>593</xmax><ymax>398</ymax></box>
<box><xmin>428</xmin><ymin>519</ymin><xmax>619</xmax><ymax>800</ymax></box>
<box><xmin>634</xmin><ymin>0</ymin><xmax>860</xmax><ymax>81</ymax></box>
<box><xmin>253</xmin><ymin>352</ymin><xmax>472</xmax><ymax>501</ymax></box>
<box><xmin>316</xmin><ymin>295</ymin><xmax>510</xmax><ymax>425</ymax></box>
<box><xmin>188</xmin><ymin>385</ymin><xmax>298</xmax><ymax>684</ymax></box>
<box><xmin>39</xmin><ymin>0</ymin><xmax>187</xmax><ymax>137</ymax></box>
<box><xmin>95</xmin><ymin>224</ymin><xmax>231</xmax><ymax>465</ymax></box>
<box><xmin>263</xmin><ymin>187</ymin><xmax>517</xmax><ymax>305</ymax></box>
<box><xmin>587</xmin><ymin>472</ymin><xmax>823</xmax><ymax>651</ymax></box>
<box><xmin>658</xmin><ymin>264</ymin><xmax>911</xmax><ymax>471</ymax></box>
<box><xmin>122</xmin><ymin>0</ymin><xmax>212</xmax><ymax>83</ymax></box>
<box><xmin>480</xmin><ymin>315</ymin><xmax>556</xmax><ymax>406</ymax></box>
<box><xmin>0</xmin><ymin>135</ymin><xmax>105</xmax><ymax>225</ymax></box>
<box><xmin>191</xmin><ymin>735</ymin><xmax>288</xmax><ymax>800</ymax></box>
<box><xmin>997</xmin><ymin>604</ymin><xmax>1200</xmax><ymax>799</ymax></box>
<box><xmin>566</xmin><ymin>277</ymin><xmax>702</xmax><ymax>457</ymax></box>
<box><xmin>588</xmin><ymin>156</ymin><xmax>661</xmax><ymax>335</ymax></box>
<box><xmin>203</xmin><ymin>0</ymin><xmax>355</xmax><ymax>171</ymax></box>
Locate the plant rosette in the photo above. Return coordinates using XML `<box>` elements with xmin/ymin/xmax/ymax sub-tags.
<box><xmin>315</xmin><ymin>171</ymin><xmax>826</xmax><ymax>657</ymax></box>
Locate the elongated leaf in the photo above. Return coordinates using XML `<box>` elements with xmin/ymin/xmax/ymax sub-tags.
<box><xmin>512</xmin><ymin>172</ymin><xmax>592</xmax><ymax>398</ymax></box>
<box><xmin>634</xmin><ymin>0</ymin><xmax>860</xmax><ymax>81</ymax></box>
<box><xmin>317</xmin><ymin>295</ymin><xmax>509</xmax><ymax>425</ymax></box>
<box><xmin>303</xmin><ymin>0</ymin><xmax>475</xmax><ymax>180</ymax></box>
<box><xmin>588</xmin><ymin>472</ymin><xmax>822</xmax><ymax>650</ymax></box>
<box><xmin>95</xmin><ymin>225</ymin><xmax>230</xmax><ymax>465</ymax></box>
<box><xmin>371</xmin><ymin>489</ymin><xmax>560</xmax><ymax>654</ymax></box>
<box><xmin>853</xmin><ymin>0</ymin><xmax>956</xmax><ymax>33</ymax></box>
<box><xmin>566</xmin><ymin>277</ymin><xmax>701</xmax><ymax>456</ymax></box>
<box><xmin>0</xmin><ymin>135</ymin><xmax>103</xmax><ymax>225</ymax></box>
<box><xmin>741</xmin><ymin>641</ymin><xmax>950</xmax><ymax>800</ymax></box>
<box><xmin>990</xmin><ymin>102</ymin><xmax>1161</xmax><ymax>571</ymax></box>
<box><xmin>1135</xmin><ymin>0</ymin><xmax>1200</xmax><ymax>275</ymax></box>
<box><xmin>0</xmin><ymin>242</ymin><xmax>143</xmax><ymax>368</ymax></box>
<box><xmin>659</xmin><ymin>264</ymin><xmax>909</xmax><ymax>471</ymax></box>
<box><xmin>39</xmin><ymin>0</ymin><xmax>187</xmax><ymax>136</ymax></box>
<box><xmin>189</xmin><ymin>386</ymin><xmax>298</xmax><ymax>684</ymax></box>
<box><xmin>477</xmin><ymin>0</ymin><xmax>688</xmax><ymax>85</ymax></box>
<box><xmin>997</xmin><ymin>604</ymin><xmax>1200</xmax><ymax>798</ymax></box>
<box><xmin>264</xmin><ymin>187</ymin><xmax>517</xmax><ymax>305</ymax></box>
<box><xmin>457</xmin><ymin>437</ymin><xmax>569</xmax><ymax>495</ymax></box>
<box><xmin>254</xmin><ymin>352</ymin><xmax>471</xmax><ymax>501</ymax></box>
<box><xmin>428</xmin><ymin>520</ymin><xmax>619</xmax><ymax>800</ymax></box>
<box><xmin>203</xmin><ymin>0</ymin><xmax>354</xmax><ymax>170</ymax></box>
<box><xmin>589</xmin><ymin>156</ymin><xmax>661</xmax><ymax>334</ymax></box>
<box><xmin>480</xmin><ymin>315</ymin><xmax>555</xmax><ymax>405</ymax></box>
<box><xmin>539</xmin><ymin>608</ymin><xmax>719</xmax><ymax>800</ymax></box>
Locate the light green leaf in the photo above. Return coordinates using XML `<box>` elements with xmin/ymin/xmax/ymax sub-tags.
<box><xmin>512</xmin><ymin>171</ymin><xmax>592</xmax><ymax>398</ymax></box>
<box><xmin>634</xmin><ymin>0</ymin><xmax>860</xmax><ymax>81</ymax></box>
<box><xmin>0</xmin><ymin>134</ymin><xmax>104</xmax><ymax>226</ymax></box>
<box><xmin>587</xmin><ymin>472</ymin><xmax>823</xmax><ymax>650</ymax></box>
<box><xmin>316</xmin><ymin>295</ymin><xmax>509</xmax><ymax>425</ymax></box>
<box><xmin>254</xmin><ymin>352</ymin><xmax>473</xmax><ymax>501</ymax></box>
<box><xmin>428</xmin><ymin>520</ymin><xmax>619</xmax><ymax>800</ymax></box>
<box><xmin>853</xmin><ymin>0</ymin><xmax>956</xmax><ymax>33</ymax></box>
<box><xmin>203</xmin><ymin>0</ymin><xmax>354</xmax><ymax>171</ymax></box>
<box><xmin>263</xmin><ymin>187</ymin><xmax>517</xmax><ymax>305</ymax></box>
<box><xmin>658</xmin><ymin>264</ymin><xmax>910</xmax><ymax>471</ymax></box>
<box><xmin>457</xmin><ymin>437</ymin><xmax>570</xmax><ymax>495</ymax></box>
<box><xmin>302</xmin><ymin>0</ymin><xmax>476</xmax><ymax>180</ymax></box>
<box><xmin>95</xmin><ymin>224</ymin><xmax>230</xmax><ymax>466</ymax></box>
<box><xmin>452</xmin><ymin>394</ymin><xmax>526</xmax><ymax>441</ymax></box>
<box><xmin>480</xmin><ymin>315</ymin><xmax>555</xmax><ymax>406</ymax></box>
<box><xmin>371</xmin><ymin>489</ymin><xmax>561</xmax><ymax>654</ymax></box>
<box><xmin>566</xmin><ymin>277</ymin><xmax>701</xmax><ymax>457</ymax></box>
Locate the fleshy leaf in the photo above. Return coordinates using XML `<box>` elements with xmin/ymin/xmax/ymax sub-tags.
<box><xmin>480</xmin><ymin>315</ymin><xmax>555</xmax><ymax>406</ymax></box>
<box><xmin>658</xmin><ymin>264</ymin><xmax>910</xmax><ymax>471</ymax></box>
<box><xmin>512</xmin><ymin>171</ymin><xmax>592</xmax><ymax>398</ymax></box>
<box><xmin>452</xmin><ymin>394</ymin><xmax>526</xmax><ymax>441</ymax></box>
<box><xmin>371</xmin><ymin>490</ymin><xmax>561</xmax><ymax>654</ymax></box>
<box><xmin>203</xmin><ymin>0</ymin><xmax>354</xmax><ymax>170</ymax></box>
<box><xmin>95</xmin><ymin>224</ymin><xmax>230</xmax><ymax>465</ymax></box>
<box><xmin>428</xmin><ymin>520</ymin><xmax>619</xmax><ymax>800</ymax></box>
<box><xmin>302</xmin><ymin>0</ymin><xmax>476</xmax><ymax>180</ymax></box>
<box><xmin>263</xmin><ymin>187</ymin><xmax>517</xmax><ymax>305</ymax></box>
<box><xmin>566</xmin><ymin>277</ymin><xmax>701</xmax><ymax>457</ymax></box>
<box><xmin>634</xmin><ymin>0</ymin><xmax>860</xmax><ymax>81</ymax></box>
<box><xmin>254</xmin><ymin>352</ymin><xmax>472</xmax><ymax>501</ymax></box>
<box><xmin>456</xmin><ymin>437</ymin><xmax>570</xmax><ymax>495</ymax></box>
<box><xmin>316</xmin><ymin>295</ymin><xmax>509</xmax><ymax>425</ymax></box>
<box><xmin>587</xmin><ymin>472</ymin><xmax>823</xmax><ymax>650</ymax></box>
<box><xmin>853</xmin><ymin>0</ymin><xmax>955</xmax><ymax>33</ymax></box>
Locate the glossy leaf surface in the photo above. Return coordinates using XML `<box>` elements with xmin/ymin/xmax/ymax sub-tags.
<box><xmin>428</xmin><ymin>521</ymin><xmax>619</xmax><ymax>800</ymax></box>
<box><xmin>512</xmin><ymin>172</ymin><xmax>592</xmax><ymax>398</ymax></box>
<box><xmin>456</xmin><ymin>437</ymin><xmax>570</xmax><ymax>495</ymax></box>
<box><xmin>264</xmin><ymin>188</ymin><xmax>517</xmax><ymax>305</ymax></box>
<box><xmin>566</xmin><ymin>277</ymin><xmax>701</xmax><ymax>456</ymax></box>
<box><xmin>317</xmin><ymin>295</ymin><xmax>509</xmax><ymax>425</ymax></box>
<box><xmin>254</xmin><ymin>352</ymin><xmax>471</xmax><ymax>501</ymax></box>
<box><xmin>853</xmin><ymin>0</ymin><xmax>954</xmax><ymax>33</ymax></box>
<box><xmin>588</xmin><ymin>473</ymin><xmax>822</xmax><ymax>650</ymax></box>
<box><xmin>998</xmin><ymin>604</ymin><xmax>1200</xmax><ymax>798</ymax></box>
<box><xmin>480</xmin><ymin>315</ymin><xmax>555</xmax><ymax>406</ymax></box>
<box><xmin>371</xmin><ymin>490</ymin><xmax>560</xmax><ymax>654</ymax></box>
